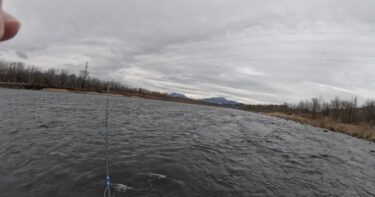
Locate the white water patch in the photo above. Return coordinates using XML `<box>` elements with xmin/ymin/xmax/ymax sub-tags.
<box><xmin>148</xmin><ymin>173</ymin><xmax>167</xmax><ymax>179</ymax></box>
<box><xmin>112</xmin><ymin>183</ymin><xmax>133</xmax><ymax>193</ymax></box>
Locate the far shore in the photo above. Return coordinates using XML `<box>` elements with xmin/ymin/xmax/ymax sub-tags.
<box><xmin>42</xmin><ymin>88</ymin><xmax>125</xmax><ymax>97</ymax></box>
<box><xmin>0</xmin><ymin>84</ymin><xmax>220</xmax><ymax>107</ymax></box>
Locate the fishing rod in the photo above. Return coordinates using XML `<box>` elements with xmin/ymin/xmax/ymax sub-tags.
<box><xmin>104</xmin><ymin>84</ymin><xmax>111</xmax><ymax>197</ymax></box>
<box><xmin>102</xmin><ymin>84</ymin><xmax>133</xmax><ymax>197</ymax></box>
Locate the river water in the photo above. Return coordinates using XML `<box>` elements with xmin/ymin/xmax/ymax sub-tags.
<box><xmin>0</xmin><ymin>88</ymin><xmax>374</xmax><ymax>197</ymax></box>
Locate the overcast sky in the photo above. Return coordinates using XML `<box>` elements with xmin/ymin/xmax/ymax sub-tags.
<box><xmin>1</xmin><ymin>0</ymin><xmax>375</xmax><ymax>104</ymax></box>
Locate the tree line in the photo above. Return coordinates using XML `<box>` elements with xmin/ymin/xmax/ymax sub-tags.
<box><xmin>0</xmin><ymin>60</ymin><xmax>214</xmax><ymax>105</ymax></box>
<box><xmin>0</xmin><ymin>60</ymin><xmax>167</xmax><ymax>97</ymax></box>
<box><xmin>1</xmin><ymin>60</ymin><xmax>374</xmax><ymax>125</ymax></box>
<box><xmin>243</xmin><ymin>97</ymin><xmax>375</xmax><ymax>125</ymax></box>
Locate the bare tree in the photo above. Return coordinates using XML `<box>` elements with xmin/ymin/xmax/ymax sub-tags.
<box><xmin>79</xmin><ymin>62</ymin><xmax>89</xmax><ymax>89</ymax></box>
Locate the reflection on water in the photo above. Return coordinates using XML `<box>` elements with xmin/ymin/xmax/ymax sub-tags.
<box><xmin>0</xmin><ymin>88</ymin><xmax>374</xmax><ymax>197</ymax></box>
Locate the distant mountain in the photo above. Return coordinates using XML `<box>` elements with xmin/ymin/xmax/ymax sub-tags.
<box><xmin>168</xmin><ymin>92</ymin><xmax>189</xmax><ymax>99</ymax></box>
<box><xmin>201</xmin><ymin>97</ymin><xmax>239</xmax><ymax>106</ymax></box>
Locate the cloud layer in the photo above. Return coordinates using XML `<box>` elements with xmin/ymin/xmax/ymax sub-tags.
<box><xmin>1</xmin><ymin>0</ymin><xmax>375</xmax><ymax>104</ymax></box>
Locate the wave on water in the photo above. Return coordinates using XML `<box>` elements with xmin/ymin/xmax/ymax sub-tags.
<box><xmin>136</xmin><ymin>172</ymin><xmax>167</xmax><ymax>179</ymax></box>
<box><xmin>148</xmin><ymin>173</ymin><xmax>167</xmax><ymax>179</ymax></box>
<box><xmin>112</xmin><ymin>183</ymin><xmax>133</xmax><ymax>193</ymax></box>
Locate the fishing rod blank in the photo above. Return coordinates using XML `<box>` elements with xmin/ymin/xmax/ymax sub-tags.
<box><xmin>104</xmin><ymin>84</ymin><xmax>111</xmax><ymax>197</ymax></box>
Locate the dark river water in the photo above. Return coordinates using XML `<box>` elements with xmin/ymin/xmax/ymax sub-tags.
<box><xmin>0</xmin><ymin>88</ymin><xmax>374</xmax><ymax>197</ymax></box>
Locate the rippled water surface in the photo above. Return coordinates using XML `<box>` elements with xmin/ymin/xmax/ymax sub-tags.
<box><xmin>1</xmin><ymin>88</ymin><xmax>375</xmax><ymax>197</ymax></box>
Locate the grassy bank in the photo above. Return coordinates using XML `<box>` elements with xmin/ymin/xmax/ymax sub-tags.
<box><xmin>267</xmin><ymin>112</ymin><xmax>375</xmax><ymax>142</ymax></box>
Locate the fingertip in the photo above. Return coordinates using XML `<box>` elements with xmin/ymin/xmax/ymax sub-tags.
<box><xmin>1</xmin><ymin>11</ymin><xmax>20</xmax><ymax>41</ymax></box>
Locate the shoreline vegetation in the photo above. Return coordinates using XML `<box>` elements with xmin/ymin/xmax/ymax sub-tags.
<box><xmin>244</xmin><ymin>98</ymin><xmax>375</xmax><ymax>142</ymax></box>
<box><xmin>266</xmin><ymin>112</ymin><xmax>375</xmax><ymax>142</ymax></box>
<box><xmin>0</xmin><ymin>60</ymin><xmax>374</xmax><ymax>142</ymax></box>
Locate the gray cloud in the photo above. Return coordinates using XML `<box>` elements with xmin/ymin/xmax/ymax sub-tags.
<box><xmin>16</xmin><ymin>51</ymin><xmax>28</xmax><ymax>59</ymax></box>
<box><xmin>1</xmin><ymin>0</ymin><xmax>375</xmax><ymax>104</ymax></box>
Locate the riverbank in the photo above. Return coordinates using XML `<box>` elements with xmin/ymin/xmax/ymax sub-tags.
<box><xmin>0</xmin><ymin>84</ymin><xmax>217</xmax><ymax>107</ymax></box>
<box><xmin>266</xmin><ymin>112</ymin><xmax>375</xmax><ymax>142</ymax></box>
<box><xmin>40</xmin><ymin>87</ymin><xmax>217</xmax><ymax>106</ymax></box>
<box><xmin>42</xmin><ymin>88</ymin><xmax>124</xmax><ymax>97</ymax></box>
<box><xmin>0</xmin><ymin>82</ymin><xmax>45</xmax><ymax>90</ymax></box>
